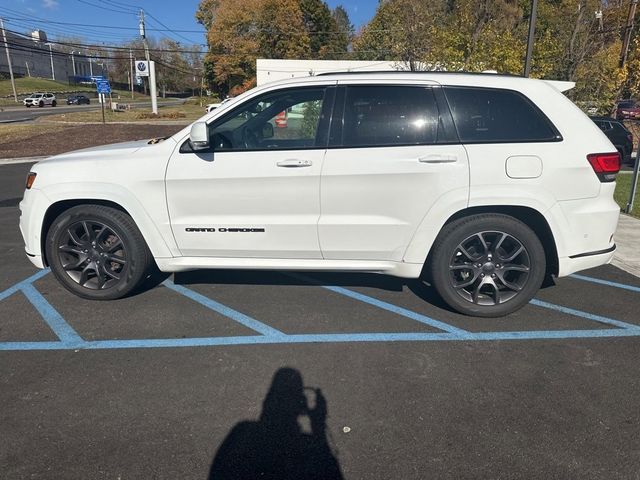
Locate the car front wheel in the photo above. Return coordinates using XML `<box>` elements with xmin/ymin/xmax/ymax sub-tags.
<box><xmin>52</xmin><ymin>100</ymin><xmax>57</xmax><ymax>107</ymax></box>
<box><xmin>45</xmin><ymin>205</ymin><xmax>152</xmax><ymax>300</ymax></box>
<box><xmin>428</xmin><ymin>214</ymin><xmax>545</xmax><ymax>317</ymax></box>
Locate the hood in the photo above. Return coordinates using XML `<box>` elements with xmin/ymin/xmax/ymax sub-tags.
<box><xmin>38</xmin><ymin>137</ymin><xmax>175</xmax><ymax>166</ymax></box>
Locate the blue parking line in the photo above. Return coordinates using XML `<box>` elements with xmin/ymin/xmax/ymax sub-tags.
<box><xmin>286</xmin><ymin>273</ymin><xmax>470</xmax><ymax>336</ymax></box>
<box><xmin>162</xmin><ymin>279</ymin><xmax>285</xmax><ymax>337</ymax></box>
<box><xmin>530</xmin><ymin>299</ymin><xmax>640</xmax><ymax>331</ymax></box>
<box><xmin>570</xmin><ymin>274</ymin><xmax>640</xmax><ymax>293</ymax></box>
<box><xmin>0</xmin><ymin>269</ymin><xmax>50</xmax><ymax>302</ymax></box>
<box><xmin>2</xmin><ymin>327</ymin><xmax>640</xmax><ymax>351</ymax></box>
<box><xmin>21</xmin><ymin>284</ymin><xmax>84</xmax><ymax>345</ymax></box>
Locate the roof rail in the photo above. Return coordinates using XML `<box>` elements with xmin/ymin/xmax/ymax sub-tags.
<box><xmin>315</xmin><ymin>70</ymin><xmax>524</xmax><ymax>78</ymax></box>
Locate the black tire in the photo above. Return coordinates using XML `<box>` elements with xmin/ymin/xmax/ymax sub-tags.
<box><xmin>38</xmin><ymin>101</ymin><xmax>44</xmax><ymax>107</ymax></box>
<box><xmin>428</xmin><ymin>214</ymin><xmax>546</xmax><ymax>317</ymax></box>
<box><xmin>45</xmin><ymin>205</ymin><xmax>152</xmax><ymax>300</ymax></box>
<box><xmin>52</xmin><ymin>100</ymin><xmax>57</xmax><ymax>107</ymax></box>
<box><xmin>26</xmin><ymin>105</ymin><xmax>31</xmax><ymax>108</ymax></box>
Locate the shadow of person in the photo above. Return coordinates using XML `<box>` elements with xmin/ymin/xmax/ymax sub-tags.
<box><xmin>208</xmin><ymin>368</ymin><xmax>343</xmax><ymax>480</ymax></box>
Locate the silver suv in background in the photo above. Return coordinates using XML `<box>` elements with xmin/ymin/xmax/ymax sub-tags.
<box><xmin>23</xmin><ymin>92</ymin><xmax>57</xmax><ymax>108</ymax></box>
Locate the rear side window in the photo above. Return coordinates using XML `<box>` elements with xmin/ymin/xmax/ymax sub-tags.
<box><xmin>444</xmin><ymin>87</ymin><xmax>560</xmax><ymax>143</ymax></box>
<box><xmin>342</xmin><ymin>86</ymin><xmax>440</xmax><ymax>147</ymax></box>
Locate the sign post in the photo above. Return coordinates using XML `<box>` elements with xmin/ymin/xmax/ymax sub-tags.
<box><xmin>135</xmin><ymin>60</ymin><xmax>157</xmax><ymax>115</ymax></box>
<box><xmin>96</xmin><ymin>80</ymin><xmax>111</xmax><ymax>125</ymax></box>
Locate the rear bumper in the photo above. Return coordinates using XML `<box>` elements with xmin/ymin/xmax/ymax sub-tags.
<box><xmin>558</xmin><ymin>245</ymin><xmax>616</xmax><ymax>277</ymax></box>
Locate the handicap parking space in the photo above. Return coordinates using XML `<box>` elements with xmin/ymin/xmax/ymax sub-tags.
<box><xmin>2</xmin><ymin>260</ymin><xmax>640</xmax><ymax>351</ymax></box>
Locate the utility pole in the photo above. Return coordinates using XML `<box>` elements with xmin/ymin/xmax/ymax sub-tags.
<box><xmin>524</xmin><ymin>0</ymin><xmax>539</xmax><ymax>77</ymax></box>
<box><xmin>47</xmin><ymin>43</ymin><xmax>55</xmax><ymax>80</ymax></box>
<box><xmin>620</xmin><ymin>0</ymin><xmax>638</xmax><ymax>68</ymax></box>
<box><xmin>139</xmin><ymin>9</ymin><xmax>158</xmax><ymax>114</ymax></box>
<box><xmin>0</xmin><ymin>17</ymin><xmax>18</xmax><ymax>103</ymax></box>
<box><xmin>71</xmin><ymin>51</ymin><xmax>76</xmax><ymax>76</ymax></box>
<box><xmin>129</xmin><ymin>48</ymin><xmax>134</xmax><ymax>99</ymax></box>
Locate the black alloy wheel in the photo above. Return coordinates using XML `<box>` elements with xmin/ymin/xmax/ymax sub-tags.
<box><xmin>46</xmin><ymin>205</ymin><xmax>152</xmax><ymax>300</ymax></box>
<box><xmin>429</xmin><ymin>214</ymin><xmax>546</xmax><ymax>317</ymax></box>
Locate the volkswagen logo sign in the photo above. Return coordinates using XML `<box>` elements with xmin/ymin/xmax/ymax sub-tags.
<box><xmin>137</xmin><ymin>62</ymin><xmax>147</xmax><ymax>72</ymax></box>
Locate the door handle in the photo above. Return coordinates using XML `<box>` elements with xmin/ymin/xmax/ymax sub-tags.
<box><xmin>418</xmin><ymin>154</ymin><xmax>458</xmax><ymax>164</ymax></box>
<box><xmin>276</xmin><ymin>159</ymin><xmax>313</xmax><ymax>168</ymax></box>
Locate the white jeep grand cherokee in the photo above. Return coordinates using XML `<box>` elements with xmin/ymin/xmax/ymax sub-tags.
<box><xmin>19</xmin><ymin>72</ymin><xmax>621</xmax><ymax>317</ymax></box>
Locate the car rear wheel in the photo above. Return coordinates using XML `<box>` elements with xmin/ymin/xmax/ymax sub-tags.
<box><xmin>45</xmin><ymin>205</ymin><xmax>153</xmax><ymax>300</ymax></box>
<box><xmin>428</xmin><ymin>214</ymin><xmax>545</xmax><ymax>317</ymax></box>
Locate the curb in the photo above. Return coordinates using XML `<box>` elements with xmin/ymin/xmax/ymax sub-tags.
<box><xmin>0</xmin><ymin>156</ymin><xmax>48</xmax><ymax>165</ymax></box>
<box><xmin>0</xmin><ymin>118</ymin><xmax>32</xmax><ymax>124</ymax></box>
<box><xmin>35</xmin><ymin>119</ymin><xmax>191</xmax><ymax>126</ymax></box>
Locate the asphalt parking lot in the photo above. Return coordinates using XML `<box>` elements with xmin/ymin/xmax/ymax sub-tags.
<box><xmin>2</xmin><ymin>162</ymin><xmax>640</xmax><ymax>479</ymax></box>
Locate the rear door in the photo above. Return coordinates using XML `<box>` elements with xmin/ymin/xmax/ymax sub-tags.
<box><xmin>318</xmin><ymin>83</ymin><xmax>469</xmax><ymax>261</ymax></box>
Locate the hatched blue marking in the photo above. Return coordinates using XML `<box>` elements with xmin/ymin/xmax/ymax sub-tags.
<box><xmin>21</xmin><ymin>284</ymin><xmax>84</xmax><ymax>345</ymax></box>
<box><xmin>1</xmin><ymin>269</ymin><xmax>640</xmax><ymax>351</ymax></box>
<box><xmin>286</xmin><ymin>273</ymin><xmax>470</xmax><ymax>336</ymax></box>
<box><xmin>530</xmin><ymin>299</ymin><xmax>640</xmax><ymax>331</ymax></box>
<box><xmin>0</xmin><ymin>269</ymin><xmax>50</xmax><ymax>302</ymax></box>
<box><xmin>162</xmin><ymin>279</ymin><xmax>285</xmax><ymax>337</ymax></box>
<box><xmin>570</xmin><ymin>274</ymin><xmax>640</xmax><ymax>293</ymax></box>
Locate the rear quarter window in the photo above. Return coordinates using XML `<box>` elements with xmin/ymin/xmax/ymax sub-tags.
<box><xmin>444</xmin><ymin>87</ymin><xmax>561</xmax><ymax>143</ymax></box>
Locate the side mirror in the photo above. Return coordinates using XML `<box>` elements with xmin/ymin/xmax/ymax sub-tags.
<box><xmin>262</xmin><ymin>122</ymin><xmax>274</xmax><ymax>139</ymax></box>
<box><xmin>189</xmin><ymin>122</ymin><xmax>210</xmax><ymax>151</ymax></box>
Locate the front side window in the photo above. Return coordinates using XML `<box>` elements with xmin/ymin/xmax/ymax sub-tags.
<box><xmin>444</xmin><ymin>87</ymin><xmax>560</xmax><ymax>143</ymax></box>
<box><xmin>341</xmin><ymin>86</ymin><xmax>439</xmax><ymax>147</ymax></box>
<box><xmin>208</xmin><ymin>87</ymin><xmax>327</xmax><ymax>151</ymax></box>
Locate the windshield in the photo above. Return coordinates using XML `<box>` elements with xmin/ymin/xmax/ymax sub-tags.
<box><xmin>31</xmin><ymin>94</ymin><xmax>44</xmax><ymax>98</ymax></box>
<box><xmin>618</xmin><ymin>101</ymin><xmax>635</xmax><ymax>108</ymax></box>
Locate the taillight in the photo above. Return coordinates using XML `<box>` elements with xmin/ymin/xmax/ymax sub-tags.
<box><xmin>587</xmin><ymin>152</ymin><xmax>620</xmax><ymax>182</ymax></box>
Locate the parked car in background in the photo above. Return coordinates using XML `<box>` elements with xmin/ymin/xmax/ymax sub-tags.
<box><xmin>23</xmin><ymin>93</ymin><xmax>57</xmax><ymax>108</ymax></box>
<box><xmin>66</xmin><ymin>94</ymin><xmax>91</xmax><ymax>105</ymax></box>
<box><xmin>591</xmin><ymin>116</ymin><xmax>634</xmax><ymax>165</ymax></box>
<box><xmin>616</xmin><ymin>100</ymin><xmax>640</xmax><ymax>120</ymax></box>
<box><xmin>206</xmin><ymin>97</ymin><xmax>232</xmax><ymax>113</ymax></box>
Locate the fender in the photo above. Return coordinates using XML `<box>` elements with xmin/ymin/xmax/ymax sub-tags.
<box><xmin>403</xmin><ymin>185</ymin><xmax>567</xmax><ymax>266</ymax></box>
<box><xmin>39</xmin><ymin>182</ymin><xmax>177</xmax><ymax>260</ymax></box>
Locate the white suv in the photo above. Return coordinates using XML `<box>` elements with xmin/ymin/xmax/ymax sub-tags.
<box><xmin>19</xmin><ymin>72</ymin><xmax>621</xmax><ymax>317</ymax></box>
<box><xmin>23</xmin><ymin>92</ymin><xmax>57</xmax><ymax>108</ymax></box>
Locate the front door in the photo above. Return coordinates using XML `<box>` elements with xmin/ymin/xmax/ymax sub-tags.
<box><xmin>166</xmin><ymin>86</ymin><xmax>332</xmax><ymax>258</ymax></box>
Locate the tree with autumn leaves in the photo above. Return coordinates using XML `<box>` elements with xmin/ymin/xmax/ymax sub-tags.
<box><xmin>196</xmin><ymin>0</ymin><xmax>352</xmax><ymax>96</ymax></box>
<box><xmin>197</xmin><ymin>0</ymin><xmax>640</xmax><ymax>110</ymax></box>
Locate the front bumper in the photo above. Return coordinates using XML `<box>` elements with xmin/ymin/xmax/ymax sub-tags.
<box><xmin>19</xmin><ymin>188</ymin><xmax>50</xmax><ymax>270</ymax></box>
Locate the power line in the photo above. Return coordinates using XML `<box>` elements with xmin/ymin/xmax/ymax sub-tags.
<box><xmin>75</xmin><ymin>0</ymin><xmax>137</xmax><ymax>16</ymax></box>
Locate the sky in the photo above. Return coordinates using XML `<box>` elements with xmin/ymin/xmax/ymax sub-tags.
<box><xmin>1</xmin><ymin>0</ymin><xmax>378</xmax><ymax>48</ymax></box>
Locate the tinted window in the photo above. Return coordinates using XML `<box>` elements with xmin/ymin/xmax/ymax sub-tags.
<box><xmin>618</xmin><ymin>101</ymin><xmax>635</xmax><ymax>108</ymax></box>
<box><xmin>342</xmin><ymin>86</ymin><xmax>439</xmax><ymax>147</ymax></box>
<box><xmin>208</xmin><ymin>88</ymin><xmax>327</xmax><ymax>151</ymax></box>
<box><xmin>444</xmin><ymin>87</ymin><xmax>559</xmax><ymax>143</ymax></box>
